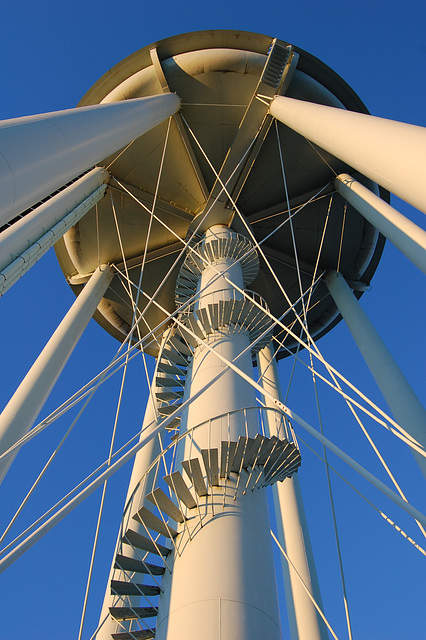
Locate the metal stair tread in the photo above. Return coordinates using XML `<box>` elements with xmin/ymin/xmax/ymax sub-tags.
<box><xmin>109</xmin><ymin>606</ymin><xmax>158</xmax><ymax>620</ymax></box>
<box><xmin>164</xmin><ymin>470</ymin><xmax>197</xmax><ymax>509</ymax></box>
<box><xmin>230</xmin><ymin>436</ymin><xmax>247</xmax><ymax>473</ymax></box>
<box><xmin>111</xmin><ymin>580</ymin><xmax>161</xmax><ymax>597</ymax></box>
<box><xmin>133</xmin><ymin>506</ymin><xmax>178</xmax><ymax>538</ymax></box>
<box><xmin>155</xmin><ymin>376</ymin><xmax>184</xmax><ymax>388</ymax></box>
<box><xmin>161</xmin><ymin>346</ymin><xmax>188</xmax><ymax>366</ymax></box>
<box><xmin>111</xmin><ymin>628</ymin><xmax>155</xmax><ymax>639</ymax></box>
<box><xmin>158</xmin><ymin>403</ymin><xmax>182</xmax><ymax>416</ymax></box>
<box><xmin>182</xmin><ymin>458</ymin><xmax>208</xmax><ymax>496</ymax></box>
<box><xmin>123</xmin><ymin>529</ymin><xmax>170</xmax><ymax>557</ymax></box>
<box><xmin>147</xmin><ymin>487</ymin><xmax>185</xmax><ymax>523</ymax></box>
<box><xmin>114</xmin><ymin>554</ymin><xmax>164</xmax><ymax>576</ymax></box>
<box><xmin>201</xmin><ymin>448</ymin><xmax>219</xmax><ymax>486</ymax></box>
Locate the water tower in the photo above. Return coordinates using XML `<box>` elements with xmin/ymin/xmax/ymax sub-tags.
<box><xmin>0</xmin><ymin>30</ymin><xmax>424</xmax><ymax>640</ymax></box>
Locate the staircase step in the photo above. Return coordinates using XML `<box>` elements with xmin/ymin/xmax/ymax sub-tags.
<box><xmin>164</xmin><ymin>471</ymin><xmax>197</xmax><ymax>509</ymax></box>
<box><xmin>197</xmin><ymin>306</ymin><xmax>212</xmax><ymax>334</ymax></box>
<box><xmin>230</xmin><ymin>436</ymin><xmax>247</xmax><ymax>473</ymax></box>
<box><xmin>110</xmin><ymin>606</ymin><xmax>158</xmax><ymax>621</ymax></box>
<box><xmin>168</xmin><ymin>334</ymin><xmax>193</xmax><ymax>357</ymax></box>
<box><xmin>176</xmin><ymin>325</ymin><xmax>199</xmax><ymax>348</ymax></box>
<box><xmin>157</xmin><ymin>361</ymin><xmax>186</xmax><ymax>376</ymax></box>
<box><xmin>111</xmin><ymin>580</ymin><xmax>161</xmax><ymax>597</ymax></box>
<box><xmin>208</xmin><ymin>303</ymin><xmax>219</xmax><ymax>330</ymax></box>
<box><xmin>162</xmin><ymin>346</ymin><xmax>188</xmax><ymax>366</ymax></box>
<box><xmin>241</xmin><ymin>437</ymin><xmax>257</xmax><ymax>469</ymax></box>
<box><xmin>257</xmin><ymin>436</ymin><xmax>279</xmax><ymax>465</ymax></box>
<box><xmin>112</xmin><ymin>630</ymin><xmax>155</xmax><ymax>640</ymax></box>
<box><xmin>155</xmin><ymin>376</ymin><xmax>184</xmax><ymax>388</ymax></box>
<box><xmin>182</xmin><ymin>458</ymin><xmax>208</xmax><ymax>496</ymax></box>
<box><xmin>201</xmin><ymin>448</ymin><xmax>219</xmax><ymax>486</ymax></box>
<box><xmin>220</xmin><ymin>440</ymin><xmax>237</xmax><ymax>478</ymax></box>
<box><xmin>185</xmin><ymin>314</ymin><xmax>205</xmax><ymax>340</ymax></box>
<box><xmin>244</xmin><ymin>434</ymin><xmax>265</xmax><ymax>468</ymax></box>
<box><xmin>124</xmin><ymin>529</ymin><xmax>170</xmax><ymax>557</ymax></box>
<box><xmin>146</xmin><ymin>488</ymin><xmax>185</xmax><ymax>523</ymax></box>
<box><xmin>133</xmin><ymin>506</ymin><xmax>178</xmax><ymax>538</ymax></box>
<box><xmin>155</xmin><ymin>390</ymin><xmax>184</xmax><ymax>401</ymax></box>
<box><xmin>158</xmin><ymin>403</ymin><xmax>182</xmax><ymax>416</ymax></box>
<box><xmin>164</xmin><ymin>417</ymin><xmax>181</xmax><ymax>431</ymax></box>
<box><xmin>114</xmin><ymin>554</ymin><xmax>164</xmax><ymax>576</ymax></box>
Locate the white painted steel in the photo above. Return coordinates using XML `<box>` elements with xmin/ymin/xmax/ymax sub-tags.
<box><xmin>325</xmin><ymin>270</ymin><xmax>426</xmax><ymax>479</ymax></box>
<box><xmin>97</xmin><ymin>394</ymin><xmax>161</xmax><ymax>639</ymax></box>
<box><xmin>0</xmin><ymin>168</ymin><xmax>109</xmax><ymax>272</ymax></box>
<box><xmin>0</xmin><ymin>93</ymin><xmax>180</xmax><ymax>225</ymax></box>
<box><xmin>156</xmin><ymin>226</ymin><xmax>281</xmax><ymax>640</ymax></box>
<box><xmin>0</xmin><ymin>265</ymin><xmax>113</xmax><ymax>483</ymax></box>
<box><xmin>257</xmin><ymin>343</ymin><xmax>327</xmax><ymax>640</ymax></box>
<box><xmin>335</xmin><ymin>174</ymin><xmax>426</xmax><ymax>274</ymax></box>
<box><xmin>269</xmin><ymin>96</ymin><xmax>426</xmax><ymax>214</ymax></box>
<box><xmin>0</xmin><ymin>170</ymin><xmax>109</xmax><ymax>296</ymax></box>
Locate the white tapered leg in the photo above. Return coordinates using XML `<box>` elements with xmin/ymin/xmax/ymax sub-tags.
<box><xmin>0</xmin><ymin>93</ymin><xmax>180</xmax><ymax>225</ymax></box>
<box><xmin>257</xmin><ymin>343</ymin><xmax>328</xmax><ymax>640</ymax></box>
<box><xmin>0</xmin><ymin>265</ymin><xmax>114</xmax><ymax>482</ymax></box>
<box><xmin>335</xmin><ymin>174</ymin><xmax>426</xmax><ymax>274</ymax></box>
<box><xmin>269</xmin><ymin>95</ymin><xmax>426</xmax><ymax>214</ymax></box>
<box><xmin>325</xmin><ymin>270</ymin><xmax>426</xmax><ymax>478</ymax></box>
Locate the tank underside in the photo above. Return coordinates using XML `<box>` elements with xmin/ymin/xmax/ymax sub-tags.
<box><xmin>54</xmin><ymin>30</ymin><xmax>387</xmax><ymax>358</ymax></box>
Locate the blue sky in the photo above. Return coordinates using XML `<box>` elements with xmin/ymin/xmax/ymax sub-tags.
<box><xmin>0</xmin><ymin>1</ymin><xmax>425</xmax><ymax>638</ymax></box>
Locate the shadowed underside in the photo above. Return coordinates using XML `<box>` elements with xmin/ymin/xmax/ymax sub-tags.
<box><xmin>54</xmin><ymin>30</ymin><xmax>386</xmax><ymax>357</ymax></box>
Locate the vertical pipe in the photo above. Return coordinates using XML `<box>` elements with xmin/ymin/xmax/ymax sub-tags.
<box><xmin>325</xmin><ymin>270</ymin><xmax>426</xmax><ymax>479</ymax></box>
<box><xmin>335</xmin><ymin>174</ymin><xmax>426</xmax><ymax>274</ymax></box>
<box><xmin>0</xmin><ymin>265</ymin><xmax>114</xmax><ymax>482</ymax></box>
<box><xmin>257</xmin><ymin>342</ymin><xmax>328</xmax><ymax>640</ymax></box>
<box><xmin>269</xmin><ymin>95</ymin><xmax>426</xmax><ymax>214</ymax></box>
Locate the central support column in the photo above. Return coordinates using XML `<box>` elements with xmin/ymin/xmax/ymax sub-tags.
<box><xmin>156</xmin><ymin>226</ymin><xmax>282</xmax><ymax>640</ymax></box>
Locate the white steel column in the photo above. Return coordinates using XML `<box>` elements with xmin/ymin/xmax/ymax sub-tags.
<box><xmin>156</xmin><ymin>226</ymin><xmax>281</xmax><ymax>640</ymax></box>
<box><xmin>269</xmin><ymin>95</ymin><xmax>426</xmax><ymax>214</ymax></box>
<box><xmin>257</xmin><ymin>342</ymin><xmax>327</xmax><ymax>640</ymax></box>
<box><xmin>325</xmin><ymin>270</ymin><xmax>426</xmax><ymax>478</ymax></box>
<box><xmin>335</xmin><ymin>174</ymin><xmax>426</xmax><ymax>274</ymax></box>
<box><xmin>0</xmin><ymin>167</ymin><xmax>109</xmax><ymax>296</ymax></box>
<box><xmin>0</xmin><ymin>93</ymin><xmax>180</xmax><ymax>224</ymax></box>
<box><xmin>0</xmin><ymin>265</ymin><xmax>114</xmax><ymax>482</ymax></box>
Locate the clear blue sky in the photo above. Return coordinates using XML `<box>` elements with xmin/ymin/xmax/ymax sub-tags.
<box><xmin>0</xmin><ymin>1</ymin><xmax>425</xmax><ymax>638</ymax></box>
